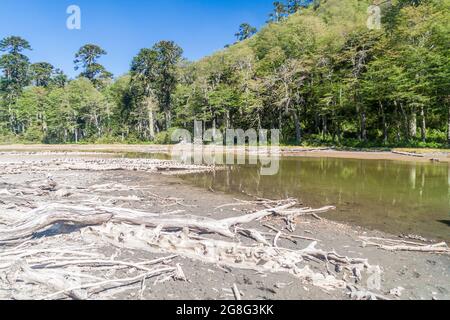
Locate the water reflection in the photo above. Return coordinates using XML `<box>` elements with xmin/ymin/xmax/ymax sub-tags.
<box><xmin>179</xmin><ymin>157</ymin><xmax>450</xmax><ymax>242</ymax></box>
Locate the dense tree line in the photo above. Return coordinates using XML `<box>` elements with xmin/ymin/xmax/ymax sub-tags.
<box><xmin>0</xmin><ymin>0</ymin><xmax>449</xmax><ymax>147</ymax></box>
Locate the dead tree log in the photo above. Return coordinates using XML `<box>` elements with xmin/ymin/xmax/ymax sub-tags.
<box><xmin>0</xmin><ymin>202</ymin><xmax>334</xmax><ymax>242</ymax></box>
<box><xmin>0</xmin><ymin>205</ymin><xmax>113</xmax><ymax>242</ymax></box>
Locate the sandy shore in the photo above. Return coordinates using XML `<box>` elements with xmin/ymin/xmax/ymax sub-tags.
<box><xmin>1</xmin><ymin>144</ymin><xmax>449</xmax><ymax>163</ymax></box>
<box><xmin>0</xmin><ymin>152</ymin><xmax>448</xmax><ymax>300</ymax></box>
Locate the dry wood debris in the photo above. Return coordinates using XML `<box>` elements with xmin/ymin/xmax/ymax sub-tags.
<box><xmin>2</xmin><ymin>153</ymin><xmax>445</xmax><ymax>300</ymax></box>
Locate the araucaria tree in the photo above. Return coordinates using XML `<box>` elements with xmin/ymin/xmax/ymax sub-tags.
<box><xmin>0</xmin><ymin>36</ymin><xmax>32</xmax><ymax>132</ymax></box>
<box><xmin>148</xmin><ymin>41</ymin><xmax>183</xmax><ymax>130</ymax></box>
<box><xmin>74</xmin><ymin>44</ymin><xmax>113</xmax><ymax>87</ymax></box>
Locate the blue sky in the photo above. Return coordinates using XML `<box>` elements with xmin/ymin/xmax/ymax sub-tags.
<box><xmin>0</xmin><ymin>0</ymin><xmax>274</xmax><ymax>78</ymax></box>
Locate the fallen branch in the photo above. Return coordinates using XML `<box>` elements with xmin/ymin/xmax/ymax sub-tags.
<box><xmin>391</xmin><ymin>151</ymin><xmax>425</xmax><ymax>158</ymax></box>
<box><xmin>360</xmin><ymin>237</ymin><xmax>449</xmax><ymax>254</ymax></box>
<box><xmin>41</xmin><ymin>266</ymin><xmax>177</xmax><ymax>300</ymax></box>
<box><xmin>262</xmin><ymin>224</ymin><xmax>320</xmax><ymax>242</ymax></box>
<box><xmin>232</xmin><ymin>283</ymin><xmax>242</xmax><ymax>301</ymax></box>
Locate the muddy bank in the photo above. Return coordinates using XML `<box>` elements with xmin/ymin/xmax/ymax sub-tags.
<box><xmin>0</xmin><ymin>152</ymin><xmax>449</xmax><ymax>300</ymax></box>
<box><xmin>1</xmin><ymin>144</ymin><xmax>449</xmax><ymax>163</ymax></box>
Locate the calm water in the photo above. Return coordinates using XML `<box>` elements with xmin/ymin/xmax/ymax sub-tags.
<box><xmin>174</xmin><ymin>156</ymin><xmax>450</xmax><ymax>242</ymax></box>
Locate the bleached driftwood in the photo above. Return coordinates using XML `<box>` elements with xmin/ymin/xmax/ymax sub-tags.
<box><xmin>347</xmin><ymin>285</ymin><xmax>391</xmax><ymax>301</ymax></box>
<box><xmin>276</xmin><ymin>206</ymin><xmax>336</xmax><ymax>222</ymax></box>
<box><xmin>0</xmin><ymin>202</ymin><xmax>332</xmax><ymax>242</ymax></box>
<box><xmin>83</xmin><ymin>223</ymin><xmax>370</xmax><ymax>291</ymax></box>
<box><xmin>0</xmin><ymin>207</ymin><xmax>113</xmax><ymax>242</ymax></box>
<box><xmin>214</xmin><ymin>197</ymin><xmax>297</xmax><ymax>211</ymax></box>
<box><xmin>41</xmin><ymin>266</ymin><xmax>177</xmax><ymax>300</ymax></box>
<box><xmin>0</xmin><ymin>204</ymin><xmax>231</xmax><ymax>241</ymax></box>
<box><xmin>232</xmin><ymin>283</ymin><xmax>242</xmax><ymax>300</ymax></box>
<box><xmin>391</xmin><ymin>151</ymin><xmax>425</xmax><ymax>158</ymax></box>
<box><xmin>14</xmin><ymin>263</ymin><xmax>88</xmax><ymax>300</ymax></box>
<box><xmin>0</xmin><ymin>199</ymin><xmax>364</xmax><ymax>294</ymax></box>
<box><xmin>237</xmin><ymin>228</ymin><xmax>270</xmax><ymax>246</ymax></box>
<box><xmin>1</xmin><ymin>242</ymin><xmax>180</xmax><ymax>300</ymax></box>
<box><xmin>360</xmin><ymin>237</ymin><xmax>449</xmax><ymax>254</ymax></box>
<box><xmin>0</xmin><ymin>157</ymin><xmax>214</xmax><ymax>176</ymax></box>
<box><xmin>262</xmin><ymin>224</ymin><xmax>319</xmax><ymax>242</ymax></box>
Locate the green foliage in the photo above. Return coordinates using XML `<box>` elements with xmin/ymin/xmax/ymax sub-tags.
<box><xmin>30</xmin><ymin>62</ymin><xmax>54</xmax><ymax>87</ymax></box>
<box><xmin>0</xmin><ymin>0</ymin><xmax>449</xmax><ymax>148</ymax></box>
<box><xmin>0</xmin><ymin>36</ymin><xmax>32</xmax><ymax>54</ymax></box>
<box><xmin>0</xmin><ymin>36</ymin><xmax>32</xmax><ymax>109</ymax></box>
<box><xmin>130</xmin><ymin>41</ymin><xmax>183</xmax><ymax>132</ymax></box>
<box><xmin>235</xmin><ymin>23</ymin><xmax>257</xmax><ymax>42</ymax></box>
<box><xmin>154</xmin><ymin>128</ymin><xmax>181</xmax><ymax>145</ymax></box>
<box><xmin>74</xmin><ymin>44</ymin><xmax>113</xmax><ymax>87</ymax></box>
<box><xmin>23</xmin><ymin>124</ymin><xmax>45</xmax><ymax>143</ymax></box>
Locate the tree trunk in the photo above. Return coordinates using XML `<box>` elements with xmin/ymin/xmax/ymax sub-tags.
<box><xmin>292</xmin><ymin>110</ymin><xmax>302</xmax><ymax>145</ymax></box>
<box><xmin>360</xmin><ymin>111</ymin><xmax>367</xmax><ymax>142</ymax></box>
<box><xmin>225</xmin><ymin>111</ymin><xmax>231</xmax><ymax>129</ymax></box>
<box><xmin>379</xmin><ymin>101</ymin><xmax>388</xmax><ymax>144</ymax></box>
<box><xmin>165</xmin><ymin>110</ymin><xmax>172</xmax><ymax>130</ymax></box>
<box><xmin>447</xmin><ymin>104</ymin><xmax>450</xmax><ymax>146</ymax></box>
<box><xmin>313</xmin><ymin>112</ymin><xmax>320</xmax><ymax>134</ymax></box>
<box><xmin>409</xmin><ymin>108</ymin><xmax>417</xmax><ymax>139</ymax></box>
<box><xmin>322</xmin><ymin>115</ymin><xmax>327</xmax><ymax>139</ymax></box>
<box><xmin>212</xmin><ymin>116</ymin><xmax>217</xmax><ymax>139</ymax></box>
<box><xmin>400</xmin><ymin>103</ymin><xmax>409</xmax><ymax>140</ymax></box>
<box><xmin>257</xmin><ymin>112</ymin><xmax>262</xmax><ymax>131</ymax></box>
<box><xmin>148</xmin><ymin>110</ymin><xmax>155</xmax><ymax>140</ymax></box>
<box><xmin>278</xmin><ymin>110</ymin><xmax>283</xmax><ymax>138</ymax></box>
<box><xmin>336</xmin><ymin>121</ymin><xmax>341</xmax><ymax>143</ymax></box>
<box><xmin>394</xmin><ymin>101</ymin><xmax>401</xmax><ymax>142</ymax></box>
<box><xmin>420</xmin><ymin>106</ymin><xmax>426</xmax><ymax>143</ymax></box>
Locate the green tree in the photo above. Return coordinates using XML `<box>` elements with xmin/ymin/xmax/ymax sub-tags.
<box><xmin>30</xmin><ymin>62</ymin><xmax>54</xmax><ymax>87</ymax></box>
<box><xmin>51</xmin><ymin>69</ymin><xmax>69</xmax><ymax>88</ymax></box>
<box><xmin>132</xmin><ymin>41</ymin><xmax>183</xmax><ymax>131</ymax></box>
<box><xmin>268</xmin><ymin>2</ymin><xmax>288</xmax><ymax>22</ymax></box>
<box><xmin>130</xmin><ymin>48</ymin><xmax>160</xmax><ymax>139</ymax></box>
<box><xmin>0</xmin><ymin>36</ymin><xmax>32</xmax><ymax>131</ymax></box>
<box><xmin>74</xmin><ymin>44</ymin><xmax>113</xmax><ymax>87</ymax></box>
<box><xmin>0</xmin><ymin>36</ymin><xmax>32</xmax><ymax>95</ymax></box>
<box><xmin>235</xmin><ymin>23</ymin><xmax>257</xmax><ymax>42</ymax></box>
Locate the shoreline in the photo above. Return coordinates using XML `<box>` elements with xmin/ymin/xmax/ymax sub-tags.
<box><xmin>0</xmin><ymin>152</ymin><xmax>448</xmax><ymax>300</ymax></box>
<box><xmin>0</xmin><ymin>144</ymin><xmax>449</xmax><ymax>163</ymax></box>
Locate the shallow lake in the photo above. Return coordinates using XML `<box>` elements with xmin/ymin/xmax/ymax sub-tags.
<box><xmin>172</xmin><ymin>155</ymin><xmax>450</xmax><ymax>242</ymax></box>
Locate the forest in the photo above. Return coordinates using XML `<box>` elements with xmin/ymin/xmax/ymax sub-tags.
<box><xmin>0</xmin><ymin>0</ymin><xmax>449</xmax><ymax>148</ymax></box>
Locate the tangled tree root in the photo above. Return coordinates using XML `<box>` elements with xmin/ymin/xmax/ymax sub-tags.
<box><xmin>82</xmin><ymin>222</ymin><xmax>372</xmax><ymax>291</ymax></box>
<box><xmin>0</xmin><ymin>200</ymin><xmax>385</xmax><ymax>298</ymax></box>
<box><xmin>1</xmin><ymin>248</ymin><xmax>179</xmax><ymax>300</ymax></box>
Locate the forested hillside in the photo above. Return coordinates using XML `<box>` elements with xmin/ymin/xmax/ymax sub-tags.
<box><xmin>0</xmin><ymin>0</ymin><xmax>449</xmax><ymax>147</ymax></box>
